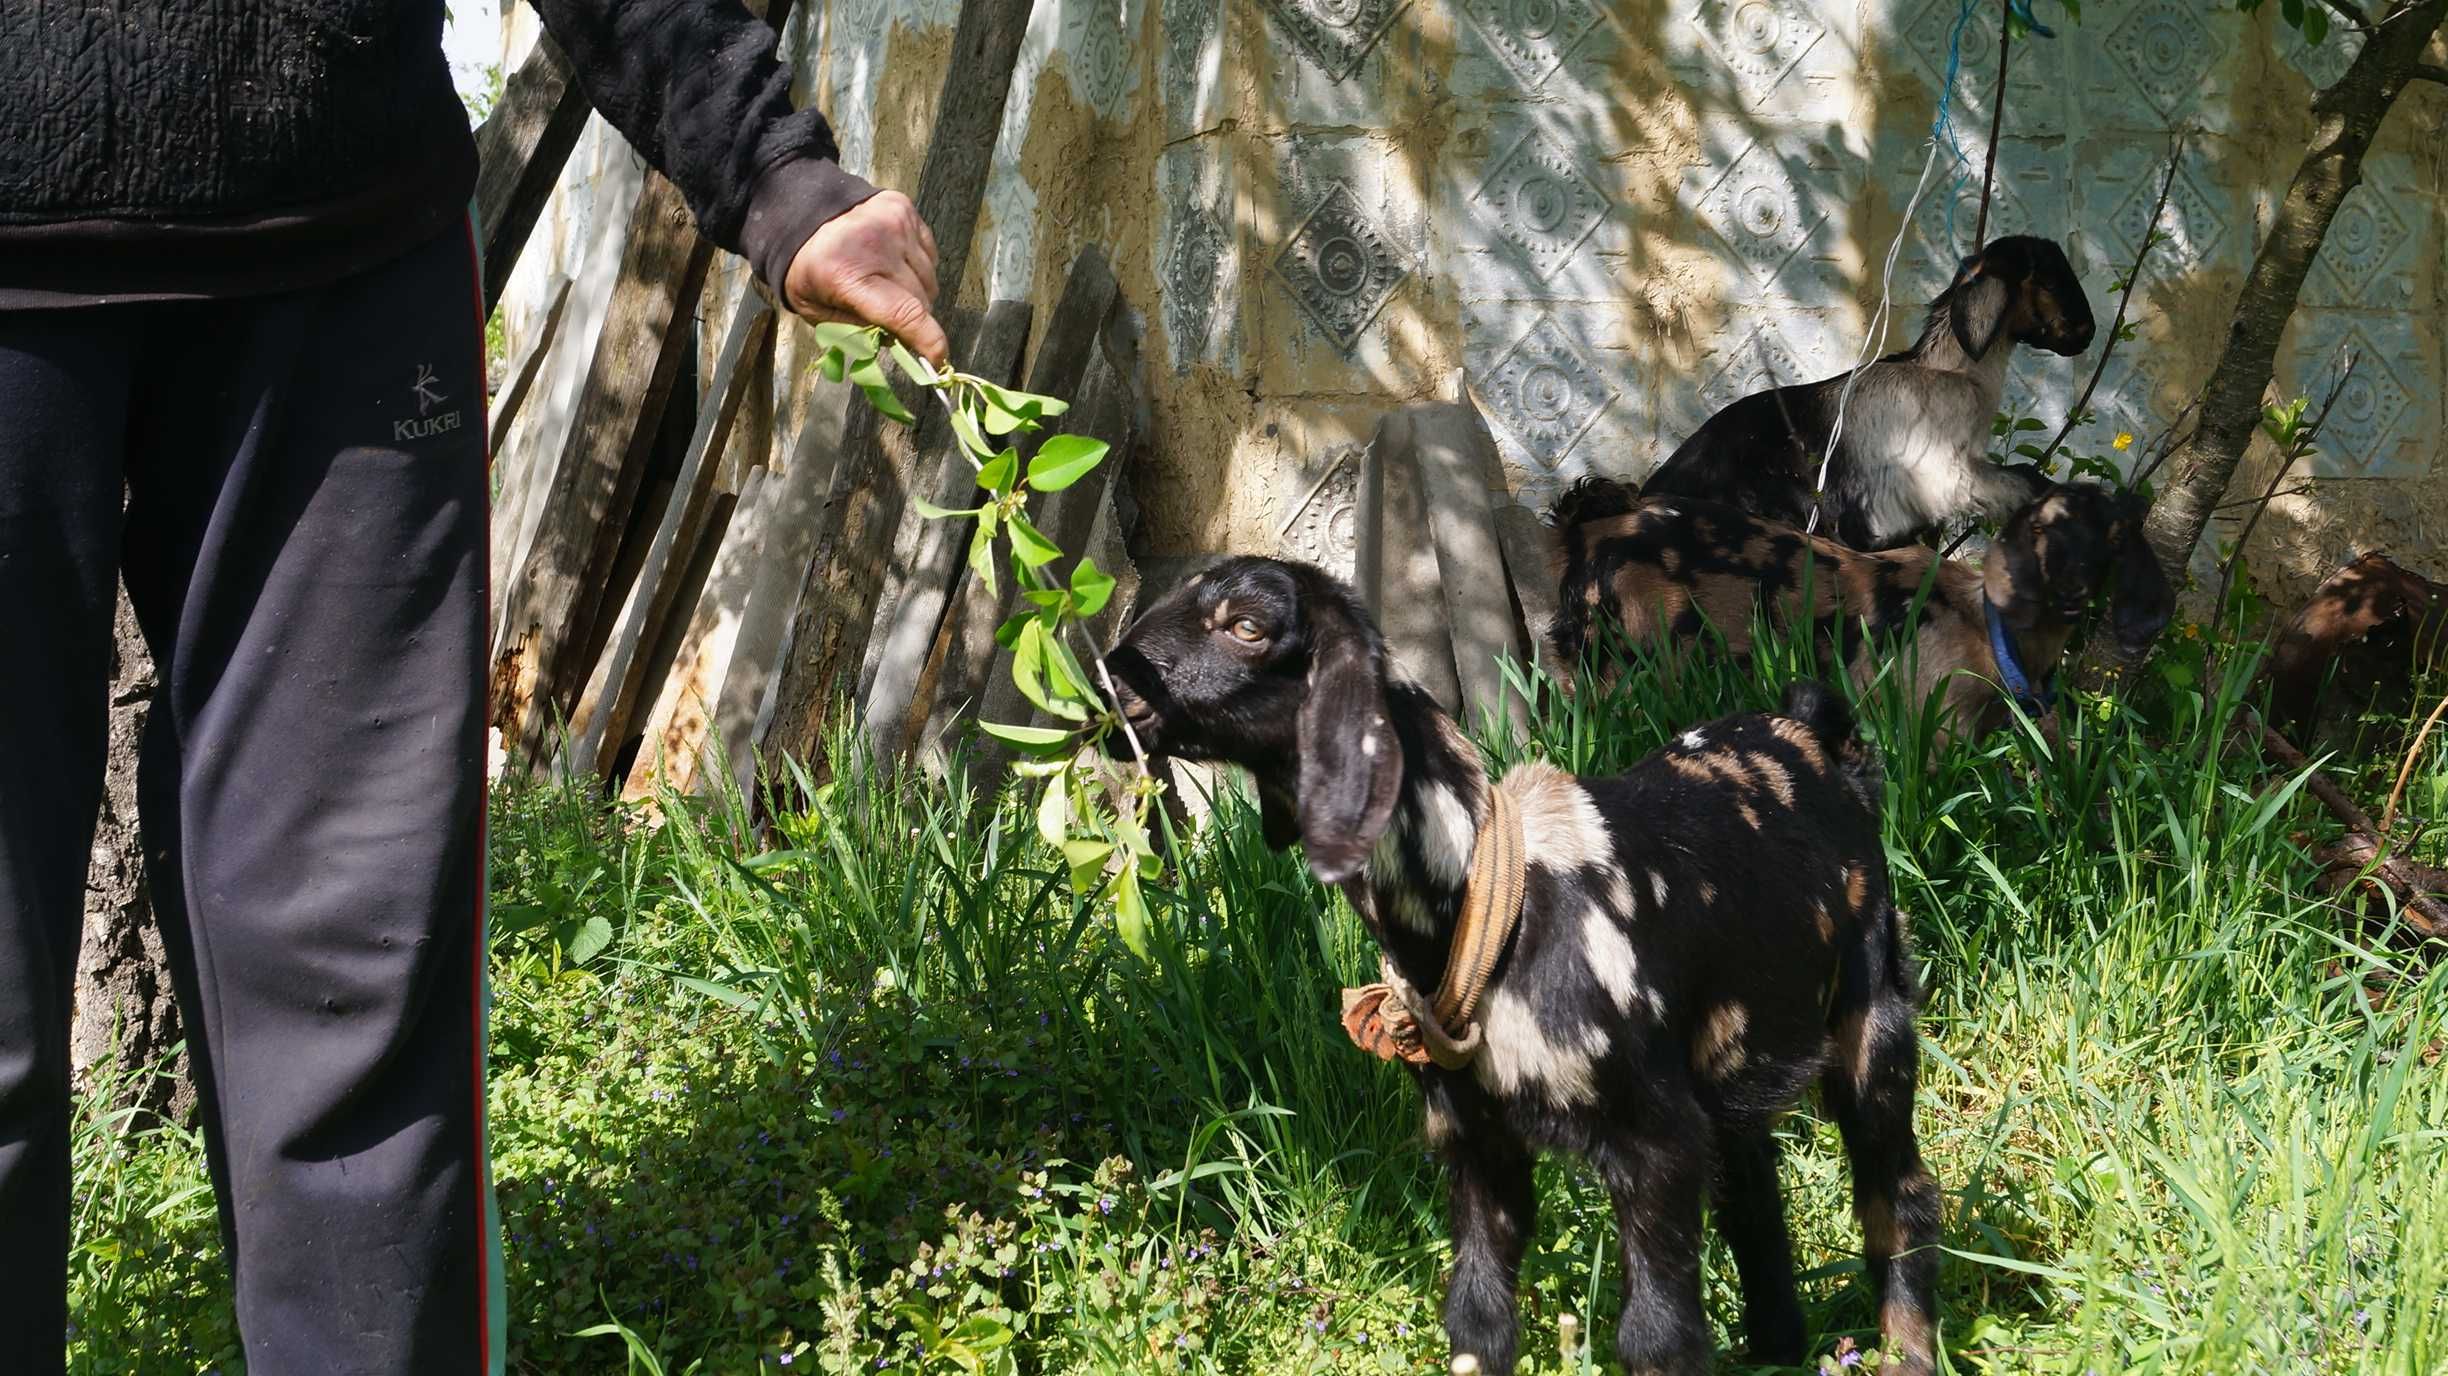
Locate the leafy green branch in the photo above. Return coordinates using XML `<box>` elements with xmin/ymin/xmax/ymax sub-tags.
<box><xmin>809</xmin><ymin>323</ymin><xmax>1165</xmax><ymax>954</ymax></box>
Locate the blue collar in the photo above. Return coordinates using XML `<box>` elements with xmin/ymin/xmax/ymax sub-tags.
<box><xmin>1984</xmin><ymin>595</ymin><xmax>2056</xmax><ymax>715</ymax></box>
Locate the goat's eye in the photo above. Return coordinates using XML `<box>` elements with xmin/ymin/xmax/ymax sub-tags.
<box><xmin>1227</xmin><ymin>617</ymin><xmax>1267</xmax><ymax>643</ymax></box>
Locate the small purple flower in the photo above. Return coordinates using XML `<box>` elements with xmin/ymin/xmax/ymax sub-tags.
<box><xmin>1840</xmin><ymin>1350</ymin><xmax>1863</xmax><ymax>1368</ymax></box>
<box><xmin>779</xmin><ymin>1355</ymin><xmax>794</xmax><ymax>1367</ymax></box>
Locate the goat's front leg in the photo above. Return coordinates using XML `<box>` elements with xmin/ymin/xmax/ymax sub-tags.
<box><xmin>1714</xmin><ymin>1126</ymin><xmax>1805</xmax><ymax>1365</ymax></box>
<box><xmin>1965</xmin><ymin>456</ymin><xmax>2050</xmax><ymax>522</ymax></box>
<box><xmin>1596</xmin><ymin>1079</ymin><xmax>1715</xmax><ymax>1376</ymax></box>
<box><xmin>1438</xmin><ymin>1097</ymin><xmax>1537</xmax><ymax>1375</ymax></box>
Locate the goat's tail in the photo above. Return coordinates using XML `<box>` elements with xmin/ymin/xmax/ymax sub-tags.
<box><xmin>1539</xmin><ymin>475</ymin><xmax>1646</xmax><ymax>675</ymax></box>
<box><xmin>1779</xmin><ymin>679</ymin><xmax>1885</xmax><ymax>814</ymax></box>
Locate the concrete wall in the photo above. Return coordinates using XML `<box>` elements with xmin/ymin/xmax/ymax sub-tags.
<box><xmin>498</xmin><ymin>0</ymin><xmax>2448</xmax><ymax>603</ymax></box>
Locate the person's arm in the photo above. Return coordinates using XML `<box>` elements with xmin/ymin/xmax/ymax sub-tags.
<box><xmin>527</xmin><ymin>0</ymin><xmax>947</xmax><ymax>361</ymax></box>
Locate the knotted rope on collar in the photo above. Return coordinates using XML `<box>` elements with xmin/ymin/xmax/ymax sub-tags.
<box><xmin>1338</xmin><ymin>782</ymin><xmax>1528</xmax><ymax>1071</ymax></box>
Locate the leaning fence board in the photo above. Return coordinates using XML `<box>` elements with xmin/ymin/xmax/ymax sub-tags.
<box><xmin>489</xmin><ymin>275</ymin><xmax>574</xmax><ymax>453</ymax></box>
<box><xmin>749</xmin><ymin>0</ymin><xmax>1036</xmax><ymax>780</ymax></box>
<box><xmin>1491</xmin><ymin>502</ymin><xmax>1560</xmax><ymax>675</ymax></box>
<box><xmin>564</xmin><ymin>297</ymin><xmax>776</xmax><ymax>778</ymax></box>
<box><xmin>490</xmin><ymin>170</ymin><xmax>716</xmax><ymax>768</ymax></box>
<box><xmin>474</xmin><ymin>33</ymin><xmax>589</xmax><ymax>315</ymax></box>
<box><xmin>857</xmin><ymin>299</ymin><xmax>1035</xmax><ymax>764</ymax></box>
<box><xmin>1359</xmin><ymin>410</ymin><xmax>1464</xmax><ymax>709</ymax></box>
<box><xmin>622</xmin><ymin>375</ymin><xmax>857</xmax><ymax>802</ymax></box>
<box><xmin>623</xmin><ymin>463</ymin><xmax>773</xmax><ymax>799</ymax></box>
<box><xmin>1405</xmin><ymin>398</ymin><xmax>1530</xmax><ymax>738</ymax></box>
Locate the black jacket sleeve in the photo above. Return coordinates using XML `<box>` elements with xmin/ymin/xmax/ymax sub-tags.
<box><xmin>527</xmin><ymin>0</ymin><xmax>878</xmax><ymax>307</ymax></box>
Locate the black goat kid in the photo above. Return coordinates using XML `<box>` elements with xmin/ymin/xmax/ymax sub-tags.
<box><xmin>1642</xmin><ymin>235</ymin><xmax>2095</xmax><ymax>550</ymax></box>
<box><xmin>1101</xmin><ymin>556</ymin><xmax>1940</xmax><ymax>1375</ymax></box>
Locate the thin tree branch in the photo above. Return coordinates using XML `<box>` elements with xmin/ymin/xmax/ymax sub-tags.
<box><xmin>2208</xmin><ymin>345</ymin><xmax>2357</xmax><ymax>629</ymax></box>
<box><xmin>1973</xmin><ymin>0</ymin><xmax>2012</xmax><ymax>248</ymax></box>
<box><xmin>2380</xmin><ymin>689</ymin><xmax>2448</xmax><ymax>838</ymax></box>
<box><xmin>2035</xmin><ymin>131</ymin><xmax>2188</xmax><ymax>477</ymax></box>
<box><xmin>2410</xmin><ymin>62</ymin><xmax>2448</xmax><ymax>84</ymax></box>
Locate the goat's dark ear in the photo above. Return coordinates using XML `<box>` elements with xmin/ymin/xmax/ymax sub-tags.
<box><xmin>1295</xmin><ymin>634</ymin><xmax>1403</xmax><ymax>886</ymax></box>
<box><xmin>1949</xmin><ymin>256</ymin><xmax>2012</xmax><ymax>361</ymax></box>
<box><xmin>2110</xmin><ymin>503</ymin><xmax>2176</xmax><ymax>654</ymax></box>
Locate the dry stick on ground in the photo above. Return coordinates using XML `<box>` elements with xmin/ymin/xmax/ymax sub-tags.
<box><xmin>2380</xmin><ymin>689</ymin><xmax>2448</xmax><ymax>838</ymax></box>
<box><xmin>2139</xmin><ymin>0</ymin><xmax>2448</xmax><ymax>583</ymax></box>
<box><xmin>2250</xmin><ymin>712</ymin><xmax>2448</xmax><ymax>938</ymax></box>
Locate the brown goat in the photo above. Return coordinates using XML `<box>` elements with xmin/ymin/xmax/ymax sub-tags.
<box><xmin>1545</xmin><ymin>478</ymin><xmax>2174</xmax><ymax>740</ymax></box>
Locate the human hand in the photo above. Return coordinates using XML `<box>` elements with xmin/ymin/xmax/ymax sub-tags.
<box><xmin>783</xmin><ymin>189</ymin><xmax>948</xmax><ymax>366</ymax></box>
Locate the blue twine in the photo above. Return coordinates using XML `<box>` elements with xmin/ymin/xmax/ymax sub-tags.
<box><xmin>1931</xmin><ymin>0</ymin><xmax>2059</xmax><ymax>255</ymax></box>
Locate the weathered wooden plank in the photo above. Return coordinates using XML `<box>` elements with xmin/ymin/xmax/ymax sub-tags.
<box><xmin>474</xmin><ymin>32</ymin><xmax>591</xmax><ymax>316</ymax></box>
<box><xmin>748</xmin><ymin>0</ymin><xmax>1038</xmax><ymax>780</ymax></box>
<box><xmin>489</xmin><ymin>274</ymin><xmax>574</xmax><ymax>453</ymax></box>
<box><xmin>1408</xmin><ymin>399</ymin><xmax>1529</xmax><ymax>739</ymax></box>
<box><xmin>564</xmin><ymin>297</ymin><xmax>776</xmax><ymax>778</ymax></box>
<box><xmin>490</xmin><ymin>170</ymin><xmax>716</xmax><ymax>768</ymax></box>
<box><xmin>857</xmin><ymin>299</ymin><xmax>1035</xmax><ymax>763</ymax></box>
<box><xmin>1359</xmin><ymin>410</ymin><xmax>1463</xmax><ymax>708</ymax></box>
<box><xmin>1492</xmin><ymin>503</ymin><xmax>1560</xmax><ymax>676</ymax></box>
<box><xmin>623</xmin><ymin>463</ymin><xmax>773</xmax><ymax>799</ymax></box>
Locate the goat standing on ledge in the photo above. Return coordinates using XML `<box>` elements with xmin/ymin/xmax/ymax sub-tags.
<box><xmin>1641</xmin><ymin>235</ymin><xmax>2096</xmax><ymax>551</ymax></box>
<box><xmin>1544</xmin><ymin>477</ymin><xmax>2174</xmax><ymax>743</ymax></box>
<box><xmin>1101</xmin><ymin>556</ymin><xmax>1939</xmax><ymax>1376</ymax></box>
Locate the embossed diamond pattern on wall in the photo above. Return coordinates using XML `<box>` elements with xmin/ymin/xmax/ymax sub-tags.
<box><xmin>1688</xmin><ymin>0</ymin><xmax>1824</xmax><ymax>107</ymax></box>
<box><xmin>1461</xmin><ymin>0</ymin><xmax>1605</xmax><ymax>89</ymax></box>
<box><xmin>2105</xmin><ymin>1</ymin><xmax>2222</xmax><ymax>121</ymax></box>
<box><xmin>1272</xmin><ymin>182</ymin><xmax>1408</xmax><ymax>353</ymax></box>
<box><xmin>1474</xmin><ymin>131</ymin><xmax>1610</xmax><ymax>282</ymax></box>
<box><xmin>1262</xmin><ymin>0</ymin><xmax>1406</xmax><ymax>81</ymax></box>
<box><xmin>2281</xmin><ymin>21</ymin><xmax>2360</xmax><ymax>88</ymax></box>
<box><xmin>1166</xmin><ymin>0</ymin><xmax>1219</xmax><ymax>81</ymax></box>
<box><xmin>1277</xmin><ymin>447</ymin><xmax>1364</xmax><ymax>578</ymax></box>
<box><xmin>1481</xmin><ymin>313</ymin><xmax>1617</xmax><ymax>473</ymax></box>
<box><xmin>1163</xmin><ymin>205</ymin><xmax>1231</xmax><ymax>368</ymax></box>
<box><xmin>2110</xmin><ymin>160</ymin><xmax>2225</xmax><ymax>279</ymax></box>
<box><xmin>2298</xmin><ymin>327</ymin><xmax>2415</xmax><ymax>478</ymax></box>
<box><xmin>1693</xmin><ymin>141</ymin><xmax>1820</xmax><ymax>290</ymax></box>
<box><xmin>1064</xmin><ymin>1</ymin><xmax>1134</xmax><ymax>118</ymax></box>
<box><xmin>2309</xmin><ymin>187</ymin><xmax>2409</xmax><ymax>307</ymax></box>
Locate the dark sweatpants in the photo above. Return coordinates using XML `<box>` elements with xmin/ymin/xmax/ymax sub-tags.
<box><xmin>0</xmin><ymin>223</ymin><xmax>501</xmax><ymax>1374</ymax></box>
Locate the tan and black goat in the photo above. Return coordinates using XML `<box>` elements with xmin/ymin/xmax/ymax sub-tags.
<box><xmin>1546</xmin><ymin>477</ymin><xmax>2174</xmax><ymax>741</ymax></box>
<box><xmin>1101</xmin><ymin>556</ymin><xmax>1938</xmax><ymax>1376</ymax></box>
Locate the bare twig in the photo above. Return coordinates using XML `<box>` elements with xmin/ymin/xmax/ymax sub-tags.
<box><xmin>2411</xmin><ymin>62</ymin><xmax>2448</xmax><ymax>85</ymax></box>
<box><xmin>2214</xmin><ymin>485</ymin><xmax>2317</xmax><ymax>510</ymax></box>
<box><xmin>2248</xmin><ymin>711</ymin><xmax>2448</xmax><ymax>939</ymax></box>
<box><xmin>2380</xmin><ymin>689</ymin><xmax>2448</xmax><ymax>838</ymax></box>
<box><xmin>1974</xmin><ymin>0</ymin><xmax>2012</xmax><ymax>248</ymax></box>
<box><xmin>2208</xmin><ymin>345</ymin><xmax>2356</xmax><ymax>625</ymax></box>
<box><xmin>2034</xmin><ymin>132</ymin><xmax>2188</xmax><ymax>477</ymax></box>
<box><xmin>2127</xmin><ymin>391</ymin><xmax>2204</xmax><ymax>492</ymax></box>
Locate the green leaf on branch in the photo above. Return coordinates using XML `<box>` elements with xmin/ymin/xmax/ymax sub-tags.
<box><xmin>1039</xmin><ymin>633</ymin><xmax>1097</xmax><ymax>722</ymax></box>
<box><xmin>995</xmin><ymin>608</ymin><xmax>1037</xmax><ymax>650</ymax></box>
<box><xmin>1113</xmin><ymin>867</ymin><xmax>1151</xmax><ymax>959</ymax></box>
<box><xmin>977</xmin><ymin>450</ymin><xmax>1018</xmax><ymax>494</ymax></box>
<box><xmin>1071</xmin><ymin>558</ymin><xmax>1117</xmax><ymax>617</ymax></box>
<box><xmin>810</xmin><ymin>322</ymin><xmax>882</xmax><ymax>359</ymax></box>
<box><xmin>1026</xmin><ymin>435</ymin><xmax>1111</xmax><ymax>492</ymax></box>
<box><xmin>888</xmin><ymin>340</ymin><xmax>935</xmax><ymax>387</ymax></box>
<box><xmin>2303</xmin><ymin>2</ymin><xmax>2328</xmax><ymax>43</ymax></box>
<box><xmin>1036</xmin><ymin>776</ymin><xmax>1071</xmax><ymax>849</ymax></box>
<box><xmin>967</xmin><ymin>509</ymin><xmax>1001</xmax><ymax>598</ymax></box>
<box><xmin>950</xmin><ymin>406</ymin><xmax>992</xmax><ymax>463</ymax></box>
<box><xmin>1008</xmin><ymin>512</ymin><xmax>1063</xmax><ymax>568</ymax></box>
<box><xmin>846</xmin><ymin>355</ymin><xmax>915</xmax><ymax>424</ymax></box>
<box><xmin>1060</xmin><ymin>839</ymin><xmax>1115</xmax><ymax>897</ymax></box>
<box><xmin>1011</xmin><ymin>620</ymin><xmax>1053</xmax><ymax>714</ymax></box>
<box><xmin>979</xmin><ymin>720</ymin><xmax>1077</xmax><ymax>756</ymax></box>
<box><xmin>909</xmin><ymin>495</ymin><xmax>981</xmax><ymax>520</ymax></box>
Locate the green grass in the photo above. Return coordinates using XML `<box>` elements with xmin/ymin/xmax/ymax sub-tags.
<box><xmin>65</xmin><ymin>620</ymin><xmax>2448</xmax><ymax>1375</ymax></box>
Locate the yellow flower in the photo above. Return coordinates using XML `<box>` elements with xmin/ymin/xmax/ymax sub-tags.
<box><xmin>2113</xmin><ymin>432</ymin><xmax>2135</xmax><ymax>451</ymax></box>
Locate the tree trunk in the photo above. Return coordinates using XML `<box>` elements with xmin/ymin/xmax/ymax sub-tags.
<box><xmin>71</xmin><ymin>588</ymin><xmax>193</xmax><ymax>1126</ymax></box>
<box><xmin>2141</xmin><ymin>0</ymin><xmax>2448</xmax><ymax>583</ymax></box>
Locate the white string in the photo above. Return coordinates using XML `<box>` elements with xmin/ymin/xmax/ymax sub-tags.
<box><xmin>1806</xmin><ymin>0</ymin><xmax>1980</xmax><ymax>535</ymax></box>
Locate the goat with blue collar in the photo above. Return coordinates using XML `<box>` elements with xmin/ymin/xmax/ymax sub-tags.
<box><xmin>1545</xmin><ymin>477</ymin><xmax>2174</xmax><ymax>742</ymax></box>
